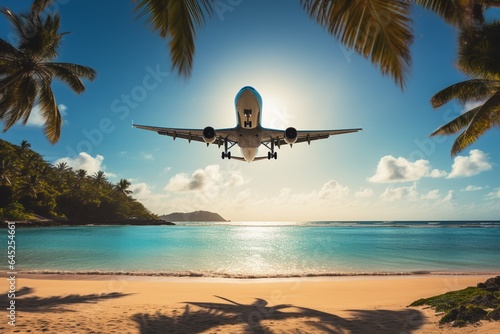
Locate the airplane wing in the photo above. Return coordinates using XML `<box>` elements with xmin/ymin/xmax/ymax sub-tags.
<box><xmin>261</xmin><ymin>128</ymin><xmax>362</xmax><ymax>147</ymax></box>
<box><xmin>132</xmin><ymin>123</ymin><xmax>238</xmax><ymax>145</ymax></box>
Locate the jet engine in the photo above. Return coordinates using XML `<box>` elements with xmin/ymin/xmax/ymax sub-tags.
<box><xmin>203</xmin><ymin>126</ymin><xmax>216</xmax><ymax>144</ymax></box>
<box><xmin>284</xmin><ymin>127</ymin><xmax>298</xmax><ymax>145</ymax></box>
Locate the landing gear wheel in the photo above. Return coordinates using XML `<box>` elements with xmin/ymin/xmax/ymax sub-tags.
<box><xmin>222</xmin><ymin>152</ymin><xmax>225</xmax><ymax>159</ymax></box>
<box><xmin>273</xmin><ymin>152</ymin><xmax>277</xmax><ymax>159</ymax></box>
<box><xmin>268</xmin><ymin>152</ymin><xmax>271</xmax><ymax>160</ymax></box>
<box><xmin>227</xmin><ymin>152</ymin><xmax>231</xmax><ymax>159</ymax></box>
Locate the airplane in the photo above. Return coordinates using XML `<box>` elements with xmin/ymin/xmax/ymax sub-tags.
<box><xmin>132</xmin><ymin>86</ymin><xmax>362</xmax><ymax>162</ymax></box>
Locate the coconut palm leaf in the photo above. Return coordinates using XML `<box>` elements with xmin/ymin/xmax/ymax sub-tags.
<box><xmin>301</xmin><ymin>0</ymin><xmax>413</xmax><ymax>88</ymax></box>
<box><xmin>415</xmin><ymin>0</ymin><xmax>469</xmax><ymax>26</ymax></box>
<box><xmin>450</xmin><ymin>91</ymin><xmax>500</xmax><ymax>155</ymax></box>
<box><xmin>38</xmin><ymin>81</ymin><xmax>61</xmax><ymax>143</ymax></box>
<box><xmin>43</xmin><ymin>63</ymin><xmax>96</xmax><ymax>93</ymax></box>
<box><xmin>0</xmin><ymin>38</ymin><xmax>21</xmax><ymax>59</ymax></box>
<box><xmin>2</xmin><ymin>75</ymin><xmax>37</xmax><ymax>130</ymax></box>
<box><xmin>32</xmin><ymin>0</ymin><xmax>56</xmax><ymax>14</ymax></box>
<box><xmin>431</xmin><ymin>105</ymin><xmax>480</xmax><ymax>136</ymax></box>
<box><xmin>431</xmin><ymin>79</ymin><xmax>500</xmax><ymax>108</ymax></box>
<box><xmin>135</xmin><ymin>0</ymin><xmax>215</xmax><ymax>77</ymax></box>
<box><xmin>457</xmin><ymin>22</ymin><xmax>500</xmax><ymax>79</ymax></box>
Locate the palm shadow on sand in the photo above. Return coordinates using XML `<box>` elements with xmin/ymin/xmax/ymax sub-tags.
<box><xmin>1</xmin><ymin>286</ymin><xmax>130</xmax><ymax>312</ymax></box>
<box><xmin>132</xmin><ymin>295</ymin><xmax>425</xmax><ymax>333</ymax></box>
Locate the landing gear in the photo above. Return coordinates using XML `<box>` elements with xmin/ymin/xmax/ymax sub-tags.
<box><xmin>243</xmin><ymin>109</ymin><xmax>252</xmax><ymax>128</ymax></box>
<box><xmin>267</xmin><ymin>140</ymin><xmax>277</xmax><ymax>159</ymax></box>
<box><xmin>267</xmin><ymin>151</ymin><xmax>277</xmax><ymax>160</ymax></box>
<box><xmin>221</xmin><ymin>138</ymin><xmax>233</xmax><ymax>159</ymax></box>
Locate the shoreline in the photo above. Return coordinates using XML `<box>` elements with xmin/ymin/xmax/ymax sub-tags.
<box><xmin>3</xmin><ymin>270</ymin><xmax>500</xmax><ymax>281</ymax></box>
<box><xmin>1</xmin><ymin>274</ymin><xmax>498</xmax><ymax>333</ymax></box>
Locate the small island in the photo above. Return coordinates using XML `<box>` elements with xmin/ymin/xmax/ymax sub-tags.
<box><xmin>159</xmin><ymin>210</ymin><xmax>227</xmax><ymax>222</ymax></box>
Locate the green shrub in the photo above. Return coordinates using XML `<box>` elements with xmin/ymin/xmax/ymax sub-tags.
<box><xmin>0</xmin><ymin>202</ymin><xmax>30</xmax><ymax>220</ymax></box>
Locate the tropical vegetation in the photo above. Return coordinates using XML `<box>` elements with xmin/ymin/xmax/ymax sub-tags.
<box><xmin>0</xmin><ymin>139</ymin><xmax>156</xmax><ymax>222</ymax></box>
<box><xmin>411</xmin><ymin>276</ymin><xmax>500</xmax><ymax>327</ymax></box>
<box><xmin>0</xmin><ymin>7</ymin><xmax>95</xmax><ymax>143</ymax></box>
<box><xmin>430</xmin><ymin>14</ymin><xmax>500</xmax><ymax>155</ymax></box>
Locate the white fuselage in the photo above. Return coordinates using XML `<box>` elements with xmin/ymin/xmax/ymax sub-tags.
<box><xmin>234</xmin><ymin>86</ymin><xmax>263</xmax><ymax>162</ymax></box>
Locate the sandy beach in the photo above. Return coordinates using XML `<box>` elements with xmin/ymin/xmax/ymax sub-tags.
<box><xmin>1</xmin><ymin>274</ymin><xmax>499</xmax><ymax>333</ymax></box>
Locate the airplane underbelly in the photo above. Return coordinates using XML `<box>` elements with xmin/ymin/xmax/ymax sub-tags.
<box><xmin>237</xmin><ymin>130</ymin><xmax>261</xmax><ymax>148</ymax></box>
<box><xmin>240</xmin><ymin>147</ymin><xmax>258</xmax><ymax>162</ymax></box>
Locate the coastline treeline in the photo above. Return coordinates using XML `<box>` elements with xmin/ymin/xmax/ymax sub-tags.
<box><xmin>0</xmin><ymin>139</ymin><xmax>156</xmax><ymax>222</ymax></box>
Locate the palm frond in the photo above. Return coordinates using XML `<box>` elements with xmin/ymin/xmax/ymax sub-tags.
<box><xmin>1</xmin><ymin>75</ymin><xmax>37</xmax><ymax>131</ymax></box>
<box><xmin>0</xmin><ymin>38</ymin><xmax>21</xmax><ymax>60</ymax></box>
<box><xmin>431</xmin><ymin>79</ymin><xmax>500</xmax><ymax>108</ymax></box>
<box><xmin>0</xmin><ymin>9</ymin><xmax>28</xmax><ymax>46</ymax></box>
<box><xmin>430</xmin><ymin>105</ymin><xmax>480</xmax><ymax>136</ymax></box>
<box><xmin>415</xmin><ymin>0</ymin><xmax>468</xmax><ymax>26</ymax></box>
<box><xmin>38</xmin><ymin>82</ymin><xmax>61</xmax><ymax>144</ymax></box>
<box><xmin>135</xmin><ymin>0</ymin><xmax>215</xmax><ymax>77</ymax></box>
<box><xmin>31</xmin><ymin>0</ymin><xmax>57</xmax><ymax>14</ymax></box>
<box><xmin>43</xmin><ymin>63</ymin><xmax>96</xmax><ymax>93</ymax></box>
<box><xmin>302</xmin><ymin>0</ymin><xmax>413</xmax><ymax>88</ymax></box>
<box><xmin>21</xmin><ymin>13</ymin><xmax>63</xmax><ymax>60</ymax></box>
<box><xmin>458</xmin><ymin>22</ymin><xmax>500</xmax><ymax>79</ymax></box>
<box><xmin>135</xmin><ymin>0</ymin><xmax>171</xmax><ymax>37</ymax></box>
<box><xmin>450</xmin><ymin>91</ymin><xmax>500</xmax><ymax>155</ymax></box>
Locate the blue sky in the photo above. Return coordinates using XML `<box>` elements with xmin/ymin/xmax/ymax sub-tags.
<box><xmin>1</xmin><ymin>0</ymin><xmax>499</xmax><ymax>221</ymax></box>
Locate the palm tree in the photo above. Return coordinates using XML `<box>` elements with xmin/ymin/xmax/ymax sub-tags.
<box><xmin>20</xmin><ymin>140</ymin><xmax>31</xmax><ymax>151</ymax></box>
<box><xmin>430</xmin><ymin>21</ymin><xmax>500</xmax><ymax>155</ymax></box>
<box><xmin>17</xmin><ymin>174</ymin><xmax>40</xmax><ymax>199</ymax></box>
<box><xmin>0</xmin><ymin>159</ymin><xmax>16</xmax><ymax>186</ymax></box>
<box><xmin>92</xmin><ymin>171</ymin><xmax>107</xmax><ymax>188</ymax></box>
<box><xmin>75</xmin><ymin>169</ymin><xmax>87</xmax><ymax>181</ymax></box>
<box><xmin>55</xmin><ymin>161</ymin><xmax>70</xmax><ymax>173</ymax></box>
<box><xmin>0</xmin><ymin>8</ymin><xmax>96</xmax><ymax>143</ymax></box>
<box><xmin>116</xmin><ymin>178</ymin><xmax>133</xmax><ymax>195</ymax></box>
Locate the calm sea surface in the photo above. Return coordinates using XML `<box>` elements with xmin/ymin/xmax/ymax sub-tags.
<box><xmin>6</xmin><ymin>221</ymin><xmax>500</xmax><ymax>278</ymax></box>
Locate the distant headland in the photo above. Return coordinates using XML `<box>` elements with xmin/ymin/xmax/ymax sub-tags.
<box><xmin>159</xmin><ymin>210</ymin><xmax>228</xmax><ymax>222</ymax></box>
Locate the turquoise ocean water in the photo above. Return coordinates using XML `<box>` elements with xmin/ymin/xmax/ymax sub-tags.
<box><xmin>5</xmin><ymin>221</ymin><xmax>500</xmax><ymax>278</ymax></box>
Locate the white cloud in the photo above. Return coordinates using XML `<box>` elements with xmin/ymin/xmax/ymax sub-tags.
<box><xmin>165</xmin><ymin>165</ymin><xmax>245</xmax><ymax>193</ymax></box>
<box><xmin>318</xmin><ymin>180</ymin><xmax>350</xmax><ymax>200</ymax></box>
<box><xmin>53</xmin><ymin>152</ymin><xmax>112</xmax><ymax>176</ymax></box>
<box><xmin>463</xmin><ymin>100</ymin><xmax>485</xmax><ymax>112</ymax></box>
<box><xmin>485</xmin><ymin>188</ymin><xmax>500</xmax><ymax>200</ymax></box>
<box><xmin>141</xmin><ymin>153</ymin><xmax>154</xmax><ymax>160</ymax></box>
<box><xmin>447</xmin><ymin>149</ymin><xmax>492</xmax><ymax>178</ymax></box>
<box><xmin>355</xmin><ymin>188</ymin><xmax>375</xmax><ymax>198</ymax></box>
<box><xmin>25</xmin><ymin>105</ymin><xmax>44</xmax><ymax>126</ymax></box>
<box><xmin>368</xmin><ymin>156</ymin><xmax>446</xmax><ymax>183</ymax></box>
<box><xmin>380</xmin><ymin>183</ymin><xmax>419</xmax><ymax>201</ymax></box>
<box><xmin>461</xmin><ymin>185</ymin><xmax>483</xmax><ymax>192</ymax></box>
<box><xmin>59</xmin><ymin>104</ymin><xmax>68</xmax><ymax>114</ymax></box>
<box><xmin>422</xmin><ymin>189</ymin><xmax>440</xmax><ymax>200</ymax></box>
<box><xmin>442</xmin><ymin>190</ymin><xmax>455</xmax><ymax>203</ymax></box>
<box><xmin>129</xmin><ymin>182</ymin><xmax>170</xmax><ymax>213</ymax></box>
